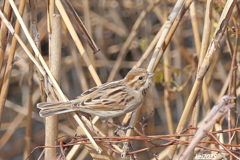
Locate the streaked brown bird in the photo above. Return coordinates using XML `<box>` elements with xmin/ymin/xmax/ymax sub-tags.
<box><xmin>37</xmin><ymin>68</ymin><xmax>154</xmax><ymax>121</ymax></box>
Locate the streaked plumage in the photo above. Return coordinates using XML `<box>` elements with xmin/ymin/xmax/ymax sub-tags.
<box><xmin>37</xmin><ymin>68</ymin><xmax>154</xmax><ymax>120</ymax></box>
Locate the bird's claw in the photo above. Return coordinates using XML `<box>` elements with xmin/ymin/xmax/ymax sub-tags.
<box><xmin>114</xmin><ymin>126</ymin><xmax>134</xmax><ymax>136</ymax></box>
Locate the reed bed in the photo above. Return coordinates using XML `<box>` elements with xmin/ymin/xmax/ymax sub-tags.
<box><xmin>0</xmin><ymin>0</ymin><xmax>239</xmax><ymax>159</ymax></box>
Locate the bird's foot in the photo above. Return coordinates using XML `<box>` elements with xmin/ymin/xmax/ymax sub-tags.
<box><xmin>114</xmin><ymin>126</ymin><xmax>134</xmax><ymax>136</ymax></box>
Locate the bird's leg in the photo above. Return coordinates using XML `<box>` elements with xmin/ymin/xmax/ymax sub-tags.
<box><xmin>112</xmin><ymin>117</ymin><xmax>134</xmax><ymax>136</ymax></box>
<box><xmin>102</xmin><ymin>118</ymin><xmax>134</xmax><ymax>135</ymax></box>
<box><xmin>114</xmin><ymin>126</ymin><xmax>134</xmax><ymax>136</ymax></box>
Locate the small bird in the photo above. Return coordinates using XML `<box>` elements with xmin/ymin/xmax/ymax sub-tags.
<box><xmin>37</xmin><ymin>68</ymin><xmax>154</xmax><ymax>121</ymax></box>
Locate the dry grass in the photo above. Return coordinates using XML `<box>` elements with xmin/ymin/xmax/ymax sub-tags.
<box><xmin>0</xmin><ymin>0</ymin><xmax>239</xmax><ymax>160</ymax></box>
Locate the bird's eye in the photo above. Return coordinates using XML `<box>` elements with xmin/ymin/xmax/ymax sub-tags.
<box><xmin>138</xmin><ymin>76</ymin><xmax>143</xmax><ymax>80</ymax></box>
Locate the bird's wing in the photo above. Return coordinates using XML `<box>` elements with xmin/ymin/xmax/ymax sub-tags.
<box><xmin>72</xmin><ymin>86</ymin><xmax>133</xmax><ymax>111</ymax></box>
<box><xmin>78</xmin><ymin>86</ymin><xmax>99</xmax><ymax>97</ymax></box>
<box><xmin>77</xmin><ymin>81</ymin><xmax>118</xmax><ymax>97</ymax></box>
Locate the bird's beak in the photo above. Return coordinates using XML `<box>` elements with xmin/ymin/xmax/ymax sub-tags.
<box><xmin>147</xmin><ymin>72</ymin><xmax>154</xmax><ymax>78</ymax></box>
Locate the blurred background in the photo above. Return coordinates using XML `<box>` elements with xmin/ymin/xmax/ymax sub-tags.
<box><xmin>0</xmin><ymin>0</ymin><xmax>239</xmax><ymax>159</ymax></box>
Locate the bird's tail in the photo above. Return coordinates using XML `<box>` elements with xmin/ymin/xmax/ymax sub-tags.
<box><xmin>37</xmin><ymin>102</ymin><xmax>73</xmax><ymax>117</ymax></box>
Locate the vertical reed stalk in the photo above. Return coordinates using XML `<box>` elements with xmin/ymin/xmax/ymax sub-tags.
<box><xmin>44</xmin><ymin>14</ymin><xmax>62</xmax><ymax>159</ymax></box>
<box><xmin>23</xmin><ymin>58</ymin><xmax>34</xmax><ymax>159</ymax></box>
<box><xmin>163</xmin><ymin>0</ymin><xmax>174</xmax><ymax>135</ymax></box>
<box><xmin>0</xmin><ymin>0</ymin><xmax>26</xmax><ymax>128</ymax></box>
<box><xmin>0</xmin><ymin>1</ymin><xmax>11</xmax><ymax>74</ymax></box>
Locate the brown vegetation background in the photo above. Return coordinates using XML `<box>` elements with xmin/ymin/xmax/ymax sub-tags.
<box><xmin>0</xmin><ymin>0</ymin><xmax>239</xmax><ymax>159</ymax></box>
